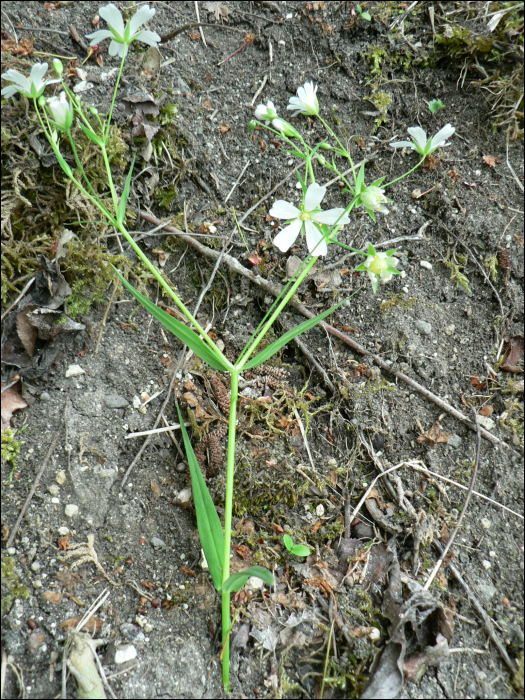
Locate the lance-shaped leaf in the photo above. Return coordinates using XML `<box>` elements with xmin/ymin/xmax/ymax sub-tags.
<box><xmin>355</xmin><ymin>159</ymin><xmax>366</xmax><ymax>192</ymax></box>
<box><xmin>113</xmin><ymin>267</ymin><xmax>230</xmax><ymax>371</ymax></box>
<box><xmin>117</xmin><ymin>155</ymin><xmax>136</xmax><ymax>225</ymax></box>
<box><xmin>220</xmin><ymin>566</ymin><xmax>275</xmax><ymax>595</ymax></box>
<box><xmin>79</xmin><ymin>122</ymin><xmax>104</xmax><ymax>146</ymax></box>
<box><xmin>177</xmin><ymin>405</ymin><xmax>224</xmax><ymax>590</ymax></box>
<box><xmin>243</xmin><ymin>299</ymin><xmax>345</xmax><ymax>370</ymax></box>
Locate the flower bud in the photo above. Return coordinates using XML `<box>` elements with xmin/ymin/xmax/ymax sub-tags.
<box><xmin>318</xmin><ymin>142</ymin><xmax>332</xmax><ymax>150</ymax></box>
<box><xmin>46</xmin><ymin>91</ymin><xmax>74</xmax><ymax>131</ymax></box>
<box><xmin>316</xmin><ymin>155</ymin><xmax>326</xmax><ymax>166</ymax></box>
<box><xmin>37</xmin><ymin>95</ymin><xmax>46</xmax><ymax>108</ymax></box>
<box><xmin>89</xmin><ymin>106</ymin><xmax>99</xmax><ymax>115</ymax></box>
<box><xmin>52</xmin><ymin>59</ymin><xmax>64</xmax><ymax>77</ymax></box>
<box><xmin>359</xmin><ymin>185</ymin><xmax>389</xmax><ymax>215</ymax></box>
<box><xmin>272</xmin><ymin>118</ymin><xmax>299</xmax><ymax>139</ymax></box>
<box><xmin>248</xmin><ymin>120</ymin><xmax>257</xmax><ymax>132</ymax></box>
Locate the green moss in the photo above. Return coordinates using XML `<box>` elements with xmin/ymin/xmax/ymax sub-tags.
<box><xmin>364</xmin><ymin>91</ymin><xmax>392</xmax><ymax>131</ymax></box>
<box><xmin>1</xmin><ymin>556</ymin><xmax>30</xmax><ymax>615</ymax></box>
<box><xmin>438</xmin><ymin>248</ymin><xmax>472</xmax><ymax>294</ymax></box>
<box><xmin>1</xmin><ymin>429</ymin><xmax>23</xmax><ymax>470</ymax></box>
<box><xmin>380</xmin><ymin>293</ymin><xmax>418</xmax><ymax>313</ymax></box>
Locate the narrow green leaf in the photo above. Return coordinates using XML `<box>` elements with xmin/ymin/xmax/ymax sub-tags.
<box><xmin>113</xmin><ymin>267</ymin><xmax>230</xmax><ymax>371</ymax></box>
<box><xmin>283</xmin><ymin>534</ymin><xmax>293</xmax><ymax>552</ymax></box>
<box><xmin>79</xmin><ymin>122</ymin><xmax>103</xmax><ymax>146</ymax></box>
<box><xmin>243</xmin><ymin>300</ymin><xmax>345</xmax><ymax>370</ymax></box>
<box><xmin>291</xmin><ymin>545</ymin><xmax>311</xmax><ymax>557</ymax></box>
<box><xmin>356</xmin><ymin>160</ymin><xmax>366</xmax><ymax>191</ymax></box>
<box><xmin>221</xmin><ymin>566</ymin><xmax>275</xmax><ymax>595</ymax></box>
<box><xmin>177</xmin><ymin>405</ymin><xmax>224</xmax><ymax>590</ymax></box>
<box><xmin>117</xmin><ymin>154</ymin><xmax>136</xmax><ymax>225</ymax></box>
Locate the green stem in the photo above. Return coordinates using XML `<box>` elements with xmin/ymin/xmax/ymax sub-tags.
<box><xmin>222</xmin><ymin>369</ymin><xmax>240</xmax><ymax>691</ymax></box>
<box><xmin>317</xmin><ymin>115</ymin><xmax>356</xmax><ymax>184</ymax></box>
<box><xmin>66</xmin><ymin>131</ymin><xmax>109</xmax><ymax>212</ymax></box>
<box><xmin>235</xmin><ymin>256</ymin><xmax>318</xmax><ymax>369</ymax></box>
<box><xmin>104</xmin><ymin>48</ymin><xmax>127</xmax><ymax>142</ymax></box>
<box><xmin>100</xmin><ymin>142</ymin><xmax>120</xmax><ymax>215</ymax></box>
<box><xmin>383</xmin><ymin>155</ymin><xmax>426</xmax><ymax>188</ymax></box>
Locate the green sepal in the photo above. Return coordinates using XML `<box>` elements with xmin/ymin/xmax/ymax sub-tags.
<box><xmin>113</xmin><ymin>267</ymin><xmax>230</xmax><ymax>372</ymax></box>
<box><xmin>176</xmin><ymin>405</ymin><xmax>224</xmax><ymax>591</ymax></box>
<box><xmin>79</xmin><ymin>122</ymin><xmax>103</xmax><ymax>146</ymax></box>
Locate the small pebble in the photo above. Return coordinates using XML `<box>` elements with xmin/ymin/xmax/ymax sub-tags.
<box><xmin>65</xmin><ymin>504</ymin><xmax>79</xmax><ymax>518</ymax></box>
<box><xmin>482</xmin><ymin>560</ymin><xmax>491</xmax><ymax>570</ymax></box>
<box><xmin>316</xmin><ymin>504</ymin><xmax>325</xmax><ymax>518</ymax></box>
<box><xmin>177</xmin><ymin>488</ymin><xmax>192</xmax><ymax>504</ymax></box>
<box><xmin>369</xmin><ymin>628</ymin><xmax>380</xmax><ymax>642</ymax></box>
<box><xmin>114</xmin><ymin>644</ymin><xmax>137</xmax><ymax>664</ymax></box>
<box><xmin>420</xmin><ymin>261</ymin><xmax>432</xmax><ymax>270</ymax></box>
<box><xmin>65</xmin><ymin>365</ymin><xmax>85</xmax><ymax>378</ymax></box>
<box><xmin>40</xmin><ymin>392</ymin><xmax>51</xmax><ymax>402</ymax></box>
<box><xmin>481</xmin><ymin>518</ymin><xmax>492</xmax><ymax>530</ymax></box>
<box><xmin>246</xmin><ymin>576</ymin><xmax>265</xmax><ymax>590</ymax></box>
<box><xmin>415</xmin><ymin>319</ymin><xmax>432</xmax><ymax>336</ymax></box>
<box><xmin>56</xmin><ymin>470</ymin><xmax>66</xmax><ymax>485</ymax></box>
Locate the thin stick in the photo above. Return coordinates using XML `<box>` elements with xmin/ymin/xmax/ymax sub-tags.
<box><xmin>224</xmin><ymin>160</ymin><xmax>251</xmax><ymax>204</ymax></box>
<box><xmin>1</xmin><ymin>277</ymin><xmax>35</xmax><ymax>321</ymax></box>
<box><xmin>125</xmin><ymin>423</ymin><xmax>190</xmax><ymax>439</ymax></box>
<box><xmin>432</xmin><ymin>538</ymin><xmax>517</xmax><ymax>673</ymax></box>
<box><xmin>94</xmin><ymin>281</ymin><xmax>117</xmax><ymax>355</ymax></box>
<box><xmin>423</xmin><ymin>409</ymin><xmax>481</xmax><ymax>591</ymax></box>
<box><xmin>133</xmin><ymin>209</ymin><xmax>518</xmax><ymax>455</ymax></box>
<box><xmin>6</xmin><ymin>422</ymin><xmax>62</xmax><ymax>548</ymax></box>
<box><xmin>250</xmin><ymin>75</ymin><xmax>268</xmax><ymax>107</ymax></box>
<box><xmin>506</xmin><ymin>136</ymin><xmax>524</xmax><ymax>192</ymax></box>
<box><xmin>194</xmin><ymin>1</ymin><xmax>207</xmax><ymax>47</ymax></box>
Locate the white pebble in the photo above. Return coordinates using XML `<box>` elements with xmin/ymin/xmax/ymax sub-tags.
<box><xmin>246</xmin><ymin>576</ymin><xmax>265</xmax><ymax>590</ymax></box>
<box><xmin>177</xmin><ymin>488</ymin><xmax>192</xmax><ymax>504</ymax></box>
<box><xmin>316</xmin><ymin>504</ymin><xmax>325</xmax><ymax>517</ymax></box>
<box><xmin>480</xmin><ymin>518</ymin><xmax>491</xmax><ymax>530</ymax></box>
<box><xmin>65</xmin><ymin>364</ymin><xmax>85</xmax><ymax>378</ymax></box>
<box><xmin>482</xmin><ymin>560</ymin><xmax>491</xmax><ymax>570</ymax></box>
<box><xmin>420</xmin><ymin>261</ymin><xmax>433</xmax><ymax>270</ymax></box>
<box><xmin>64</xmin><ymin>504</ymin><xmax>79</xmax><ymax>518</ymax></box>
<box><xmin>114</xmin><ymin>644</ymin><xmax>137</xmax><ymax>664</ymax></box>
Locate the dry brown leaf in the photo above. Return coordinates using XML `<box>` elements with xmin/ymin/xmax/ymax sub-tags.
<box><xmin>60</xmin><ymin>617</ymin><xmax>103</xmax><ymax>634</ymax></box>
<box><xmin>203</xmin><ymin>1</ymin><xmax>233</xmax><ymax>21</ymax></box>
<box><xmin>1</xmin><ymin>385</ymin><xmax>28</xmax><ymax>430</ymax></box>
<box><xmin>483</xmin><ymin>154</ymin><xmax>501</xmax><ymax>168</ymax></box>
<box><xmin>16</xmin><ymin>308</ymin><xmax>37</xmax><ymax>356</ymax></box>
<box><xmin>220</xmin><ymin>123</ymin><xmax>230</xmax><ymax>135</ymax></box>
<box><xmin>470</xmin><ymin>374</ymin><xmax>487</xmax><ymax>390</ymax></box>
<box><xmin>479</xmin><ymin>405</ymin><xmax>494</xmax><ymax>417</ymax></box>
<box><xmin>182</xmin><ymin>392</ymin><xmax>207</xmax><ymax>419</ymax></box>
<box><xmin>1</xmin><ymin>36</ymin><xmax>34</xmax><ymax>56</ymax></box>
<box><xmin>501</xmin><ymin>335</ymin><xmax>524</xmax><ymax>372</ymax></box>
<box><xmin>416</xmin><ymin>418</ymin><xmax>451</xmax><ymax>445</ymax></box>
<box><xmin>43</xmin><ymin>591</ymin><xmax>63</xmax><ymax>605</ymax></box>
<box><xmin>150</xmin><ymin>480</ymin><xmax>161</xmax><ymax>498</ymax></box>
<box><xmin>202</xmin><ymin>99</ymin><xmax>213</xmax><ymax>110</ymax></box>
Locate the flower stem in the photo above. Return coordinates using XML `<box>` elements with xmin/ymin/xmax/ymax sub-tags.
<box><xmin>222</xmin><ymin>369</ymin><xmax>240</xmax><ymax>691</ymax></box>
<box><xmin>317</xmin><ymin>115</ymin><xmax>357</xmax><ymax>184</ymax></box>
<box><xmin>383</xmin><ymin>155</ymin><xmax>426</xmax><ymax>188</ymax></box>
<box><xmin>235</xmin><ymin>256</ymin><xmax>318</xmax><ymax>369</ymax></box>
<box><xmin>104</xmin><ymin>47</ymin><xmax>127</xmax><ymax>142</ymax></box>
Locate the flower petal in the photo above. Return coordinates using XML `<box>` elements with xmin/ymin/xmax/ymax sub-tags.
<box><xmin>304</xmin><ymin>221</ymin><xmax>327</xmax><ymax>256</ymax></box>
<box><xmin>389</xmin><ymin>140</ymin><xmax>416</xmax><ymax>149</ymax></box>
<box><xmin>86</xmin><ymin>29</ymin><xmax>115</xmax><ymax>44</ymax></box>
<box><xmin>29</xmin><ymin>63</ymin><xmax>49</xmax><ymax>86</ymax></box>
<box><xmin>407</xmin><ymin>126</ymin><xmax>427</xmax><ymax>150</ymax></box>
<box><xmin>313</xmin><ymin>208</ymin><xmax>349</xmax><ymax>225</ymax></box>
<box><xmin>304</xmin><ymin>183</ymin><xmax>326</xmax><ymax>211</ymax></box>
<box><xmin>129</xmin><ymin>4</ymin><xmax>155</xmax><ymax>35</ymax></box>
<box><xmin>2</xmin><ymin>70</ymin><xmax>31</xmax><ymax>92</ymax></box>
<box><xmin>100</xmin><ymin>3</ymin><xmax>125</xmax><ymax>36</ymax></box>
<box><xmin>136</xmin><ymin>30</ymin><xmax>161</xmax><ymax>46</ymax></box>
<box><xmin>273</xmin><ymin>219</ymin><xmax>302</xmax><ymax>252</ymax></box>
<box><xmin>269</xmin><ymin>200</ymin><xmax>300</xmax><ymax>219</ymax></box>
<box><xmin>431</xmin><ymin>123</ymin><xmax>455</xmax><ymax>149</ymax></box>
<box><xmin>109</xmin><ymin>40</ymin><xmax>125</xmax><ymax>57</ymax></box>
<box><xmin>1</xmin><ymin>85</ymin><xmax>20</xmax><ymax>98</ymax></box>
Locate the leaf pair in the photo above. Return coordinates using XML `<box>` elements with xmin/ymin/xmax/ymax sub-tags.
<box><xmin>177</xmin><ymin>406</ymin><xmax>274</xmax><ymax>593</ymax></box>
<box><xmin>113</xmin><ymin>268</ymin><xmax>230</xmax><ymax>371</ymax></box>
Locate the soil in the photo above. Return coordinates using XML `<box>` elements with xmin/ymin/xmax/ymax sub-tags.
<box><xmin>1</xmin><ymin>2</ymin><xmax>524</xmax><ymax>699</ymax></box>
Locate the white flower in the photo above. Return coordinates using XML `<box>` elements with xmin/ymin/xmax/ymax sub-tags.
<box><xmin>390</xmin><ymin>124</ymin><xmax>455</xmax><ymax>156</ymax></box>
<box><xmin>358</xmin><ymin>185</ymin><xmax>389</xmax><ymax>215</ymax></box>
<box><xmin>270</xmin><ymin>183</ymin><xmax>349</xmax><ymax>257</ymax></box>
<box><xmin>86</xmin><ymin>3</ymin><xmax>161</xmax><ymax>58</ymax></box>
<box><xmin>287</xmin><ymin>82</ymin><xmax>319</xmax><ymax>117</ymax></box>
<box><xmin>46</xmin><ymin>91</ymin><xmax>74</xmax><ymax>131</ymax></box>
<box><xmin>271</xmin><ymin>118</ymin><xmax>299</xmax><ymax>139</ymax></box>
<box><xmin>355</xmin><ymin>243</ymin><xmax>400</xmax><ymax>294</ymax></box>
<box><xmin>254</xmin><ymin>100</ymin><xmax>278</xmax><ymax>124</ymax></box>
<box><xmin>1</xmin><ymin>63</ymin><xmax>60</xmax><ymax>99</ymax></box>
